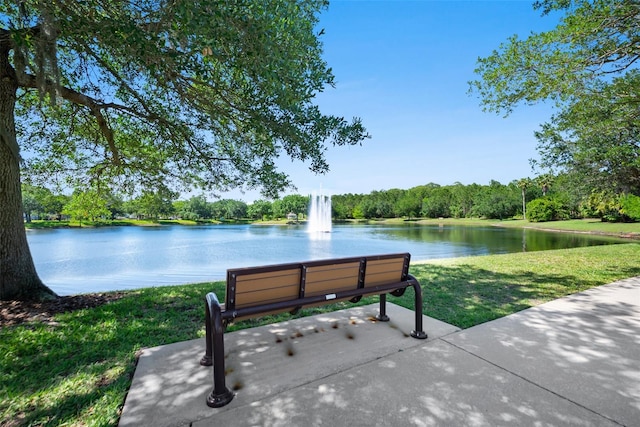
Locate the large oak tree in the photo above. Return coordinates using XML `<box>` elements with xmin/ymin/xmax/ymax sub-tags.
<box><xmin>0</xmin><ymin>0</ymin><xmax>367</xmax><ymax>301</ymax></box>
<box><xmin>470</xmin><ymin>0</ymin><xmax>640</xmax><ymax>195</ymax></box>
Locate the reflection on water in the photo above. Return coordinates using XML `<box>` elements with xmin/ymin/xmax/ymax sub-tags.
<box><xmin>26</xmin><ymin>224</ymin><xmax>624</xmax><ymax>295</ymax></box>
<box><xmin>308</xmin><ymin>231</ymin><xmax>332</xmax><ymax>260</ymax></box>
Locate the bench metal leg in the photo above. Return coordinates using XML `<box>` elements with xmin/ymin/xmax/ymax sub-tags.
<box><xmin>204</xmin><ymin>293</ymin><xmax>234</xmax><ymax>408</ymax></box>
<box><xmin>378</xmin><ymin>279</ymin><xmax>427</xmax><ymax>339</ymax></box>
<box><xmin>376</xmin><ymin>293</ymin><xmax>390</xmax><ymax>321</ymax></box>
<box><xmin>409</xmin><ymin>277</ymin><xmax>428</xmax><ymax>339</ymax></box>
<box><xmin>200</xmin><ymin>296</ymin><xmax>213</xmax><ymax>366</ymax></box>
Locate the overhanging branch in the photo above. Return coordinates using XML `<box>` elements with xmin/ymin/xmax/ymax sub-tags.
<box><xmin>19</xmin><ymin>72</ymin><xmax>121</xmax><ymax>165</ymax></box>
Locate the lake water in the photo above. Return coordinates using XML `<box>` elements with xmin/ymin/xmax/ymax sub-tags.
<box><xmin>26</xmin><ymin>223</ymin><xmax>624</xmax><ymax>295</ymax></box>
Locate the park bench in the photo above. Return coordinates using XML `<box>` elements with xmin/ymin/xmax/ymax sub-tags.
<box><xmin>199</xmin><ymin>252</ymin><xmax>428</xmax><ymax>408</ymax></box>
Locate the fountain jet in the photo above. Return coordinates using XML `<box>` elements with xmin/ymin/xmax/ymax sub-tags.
<box><xmin>307</xmin><ymin>192</ymin><xmax>332</xmax><ymax>233</ymax></box>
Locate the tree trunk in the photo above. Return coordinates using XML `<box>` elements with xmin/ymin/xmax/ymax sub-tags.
<box><xmin>0</xmin><ymin>43</ymin><xmax>56</xmax><ymax>301</ymax></box>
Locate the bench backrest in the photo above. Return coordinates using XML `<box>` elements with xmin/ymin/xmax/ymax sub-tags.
<box><xmin>225</xmin><ymin>253</ymin><xmax>410</xmax><ymax>319</ymax></box>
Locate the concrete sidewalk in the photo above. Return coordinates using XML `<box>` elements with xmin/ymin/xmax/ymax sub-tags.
<box><xmin>119</xmin><ymin>277</ymin><xmax>640</xmax><ymax>426</ymax></box>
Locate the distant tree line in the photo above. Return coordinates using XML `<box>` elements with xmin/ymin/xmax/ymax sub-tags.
<box><xmin>21</xmin><ymin>186</ymin><xmax>312</xmax><ymax>224</ymax></box>
<box><xmin>22</xmin><ymin>173</ymin><xmax>640</xmax><ymax>225</ymax></box>
<box><xmin>336</xmin><ymin>174</ymin><xmax>639</xmax><ymax>222</ymax></box>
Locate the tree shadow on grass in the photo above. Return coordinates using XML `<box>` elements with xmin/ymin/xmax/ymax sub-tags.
<box><xmin>0</xmin><ymin>281</ymin><xmax>378</xmax><ymax>426</ymax></box>
<box><xmin>0</xmin><ymin>283</ymin><xmax>217</xmax><ymax>426</ymax></box>
<box><xmin>406</xmin><ymin>263</ymin><xmax>640</xmax><ymax>329</ymax></box>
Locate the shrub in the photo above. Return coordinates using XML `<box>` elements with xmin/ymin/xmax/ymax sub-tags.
<box><xmin>579</xmin><ymin>192</ymin><xmax>640</xmax><ymax>222</ymax></box>
<box><xmin>526</xmin><ymin>198</ymin><xmax>569</xmax><ymax>222</ymax></box>
<box><xmin>179</xmin><ymin>211</ymin><xmax>200</xmax><ymax>221</ymax></box>
<box><xmin>620</xmin><ymin>194</ymin><xmax>640</xmax><ymax>221</ymax></box>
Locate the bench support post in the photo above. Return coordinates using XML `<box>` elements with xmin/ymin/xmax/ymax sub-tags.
<box><xmin>200</xmin><ymin>298</ymin><xmax>213</xmax><ymax>366</ymax></box>
<box><xmin>204</xmin><ymin>293</ymin><xmax>234</xmax><ymax>408</ymax></box>
<box><xmin>376</xmin><ymin>293</ymin><xmax>390</xmax><ymax>322</ymax></box>
<box><xmin>408</xmin><ymin>276</ymin><xmax>428</xmax><ymax>339</ymax></box>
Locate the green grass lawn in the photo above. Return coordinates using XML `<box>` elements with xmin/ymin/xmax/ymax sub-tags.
<box><xmin>492</xmin><ymin>218</ymin><xmax>640</xmax><ymax>236</ymax></box>
<box><xmin>24</xmin><ymin>218</ymin><xmax>209</xmax><ymax>228</ymax></box>
<box><xmin>395</xmin><ymin>217</ymin><xmax>639</xmax><ymax>238</ymax></box>
<box><xmin>1</xmin><ymin>243</ymin><xmax>639</xmax><ymax>426</ymax></box>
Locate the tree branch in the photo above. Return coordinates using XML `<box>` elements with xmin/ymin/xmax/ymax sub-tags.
<box><xmin>19</xmin><ymin>72</ymin><xmax>122</xmax><ymax>165</ymax></box>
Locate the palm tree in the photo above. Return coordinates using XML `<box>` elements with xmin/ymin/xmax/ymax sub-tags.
<box><xmin>536</xmin><ymin>173</ymin><xmax>555</xmax><ymax>197</ymax></box>
<box><xmin>517</xmin><ymin>178</ymin><xmax>532</xmax><ymax>220</ymax></box>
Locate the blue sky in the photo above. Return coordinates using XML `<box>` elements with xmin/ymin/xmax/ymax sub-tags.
<box><xmin>227</xmin><ymin>0</ymin><xmax>562</xmax><ymax>202</ymax></box>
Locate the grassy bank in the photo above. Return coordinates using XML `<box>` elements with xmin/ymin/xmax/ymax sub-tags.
<box><xmin>487</xmin><ymin>218</ymin><xmax>640</xmax><ymax>237</ymax></box>
<box><xmin>23</xmin><ymin>219</ymin><xmax>215</xmax><ymax>228</ymax></box>
<box><xmin>1</xmin><ymin>243</ymin><xmax>639</xmax><ymax>426</ymax></box>
<box><xmin>383</xmin><ymin>217</ymin><xmax>639</xmax><ymax>239</ymax></box>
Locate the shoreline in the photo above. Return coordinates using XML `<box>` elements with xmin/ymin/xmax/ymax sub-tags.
<box><xmin>24</xmin><ymin>217</ymin><xmax>639</xmax><ymax>240</ymax></box>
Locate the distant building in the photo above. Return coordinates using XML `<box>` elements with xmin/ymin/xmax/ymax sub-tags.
<box><xmin>286</xmin><ymin>212</ymin><xmax>298</xmax><ymax>221</ymax></box>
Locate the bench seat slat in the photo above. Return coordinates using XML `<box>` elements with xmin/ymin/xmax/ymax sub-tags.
<box><xmin>364</xmin><ymin>258</ymin><xmax>406</xmax><ymax>286</ymax></box>
<box><xmin>233</xmin><ymin>269</ymin><xmax>301</xmax><ymax>292</ymax></box>
<box><xmin>305</xmin><ymin>262</ymin><xmax>361</xmax><ymax>296</ymax></box>
<box><xmin>236</xmin><ymin>284</ymin><xmax>301</xmax><ymax>307</ymax></box>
